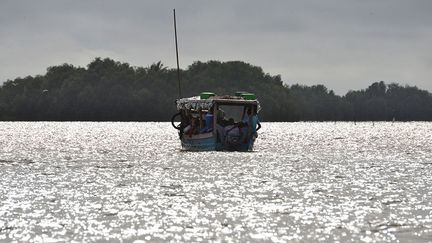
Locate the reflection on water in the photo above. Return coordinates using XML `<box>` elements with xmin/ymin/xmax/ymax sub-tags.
<box><xmin>0</xmin><ymin>122</ymin><xmax>431</xmax><ymax>242</ymax></box>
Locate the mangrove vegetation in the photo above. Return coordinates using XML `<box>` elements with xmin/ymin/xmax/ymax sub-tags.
<box><xmin>1</xmin><ymin>58</ymin><xmax>431</xmax><ymax>121</ymax></box>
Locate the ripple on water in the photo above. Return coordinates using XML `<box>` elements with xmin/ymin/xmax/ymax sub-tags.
<box><xmin>0</xmin><ymin>121</ymin><xmax>431</xmax><ymax>242</ymax></box>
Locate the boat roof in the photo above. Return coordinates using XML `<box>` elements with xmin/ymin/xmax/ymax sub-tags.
<box><xmin>176</xmin><ymin>95</ymin><xmax>261</xmax><ymax>112</ymax></box>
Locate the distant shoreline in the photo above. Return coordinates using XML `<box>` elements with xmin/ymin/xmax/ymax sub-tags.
<box><xmin>1</xmin><ymin>58</ymin><xmax>431</xmax><ymax>122</ymax></box>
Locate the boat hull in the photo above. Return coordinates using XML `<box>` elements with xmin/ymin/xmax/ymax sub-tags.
<box><xmin>180</xmin><ymin>132</ymin><xmax>254</xmax><ymax>152</ymax></box>
<box><xmin>181</xmin><ymin>133</ymin><xmax>217</xmax><ymax>151</ymax></box>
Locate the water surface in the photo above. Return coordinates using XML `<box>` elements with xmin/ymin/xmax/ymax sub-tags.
<box><xmin>0</xmin><ymin>122</ymin><xmax>431</xmax><ymax>242</ymax></box>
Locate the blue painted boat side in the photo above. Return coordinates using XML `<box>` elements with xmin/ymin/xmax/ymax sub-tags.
<box><xmin>181</xmin><ymin>134</ymin><xmax>255</xmax><ymax>152</ymax></box>
<box><xmin>181</xmin><ymin>135</ymin><xmax>216</xmax><ymax>151</ymax></box>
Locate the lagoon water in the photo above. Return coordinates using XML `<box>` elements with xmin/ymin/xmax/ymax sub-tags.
<box><xmin>0</xmin><ymin>122</ymin><xmax>431</xmax><ymax>242</ymax></box>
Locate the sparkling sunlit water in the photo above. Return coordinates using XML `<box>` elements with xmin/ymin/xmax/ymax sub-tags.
<box><xmin>0</xmin><ymin>122</ymin><xmax>431</xmax><ymax>242</ymax></box>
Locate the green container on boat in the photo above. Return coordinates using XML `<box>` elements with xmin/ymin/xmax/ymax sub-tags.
<box><xmin>240</xmin><ymin>93</ymin><xmax>256</xmax><ymax>100</ymax></box>
<box><xmin>200</xmin><ymin>92</ymin><xmax>216</xmax><ymax>99</ymax></box>
<box><xmin>235</xmin><ymin>91</ymin><xmax>247</xmax><ymax>97</ymax></box>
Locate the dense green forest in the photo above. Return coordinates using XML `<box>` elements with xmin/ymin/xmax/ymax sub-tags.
<box><xmin>1</xmin><ymin>58</ymin><xmax>431</xmax><ymax>121</ymax></box>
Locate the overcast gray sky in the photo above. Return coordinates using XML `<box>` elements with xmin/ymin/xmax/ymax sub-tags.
<box><xmin>1</xmin><ymin>0</ymin><xmax>431</xmax><ymax>94</ymax></box>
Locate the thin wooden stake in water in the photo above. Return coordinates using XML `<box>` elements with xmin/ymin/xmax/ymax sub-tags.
<box><xmin>173</xmin><ymin>9</ymin><xmax>182</xmax><ymax>98</ymax></box>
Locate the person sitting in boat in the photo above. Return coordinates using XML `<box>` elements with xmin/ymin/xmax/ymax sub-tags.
<box><xmin>215</xmin><ymin>118</ymin><xmax>240</xmax><ymax>144</ymax></box>
<box><xmin>241</xmin><ymin>108</ymin><xmax>261</xmax><ymax>140</ymax></box>
<box><xmin>215</xmin><ymin>117</ymin><xmax>234</xmax><ymax>142</ymax></box>
<box><xmin>224</xmin><ymin>121</ymin><xmax>243</xmax><ymax>147</ymax></box>
<box><xmin>184</xmin><ymin>117</ymin><xmax>199</xmax><ymax>137</ymax></box>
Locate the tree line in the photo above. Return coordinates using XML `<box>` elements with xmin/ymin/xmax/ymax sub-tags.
<box><xmin>0</xmin><ymin>58</ymin><xmax>431</xmax><ymax>121</ymax></box>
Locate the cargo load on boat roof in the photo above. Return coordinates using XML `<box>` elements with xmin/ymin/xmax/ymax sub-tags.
<box><xmin>176</xmin><ymin>91</ymin><xmax>261</xmax><ymax>112</ymax></box>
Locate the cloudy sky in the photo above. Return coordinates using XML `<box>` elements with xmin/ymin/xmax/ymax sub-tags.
<box><xmin>1</xmin><ymin>0</ymin><xmax>431</xmax><ymax>94</ymax></box>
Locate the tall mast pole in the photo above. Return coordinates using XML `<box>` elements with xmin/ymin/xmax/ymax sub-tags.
<box><xmin>173</xmin><ymin>9</ymin><xmax>182</xmax><ymax>98</ymax></box>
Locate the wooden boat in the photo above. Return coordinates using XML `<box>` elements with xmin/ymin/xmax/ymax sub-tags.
<box><xmin>171</xmin><ymin>92</ymin><xmax>261</xmax><ymax>151</ymax></box>
<box><xmin>170</xmin><ymin>11</ymin><xmax>261</xmax><ymax>151</ymax></box>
